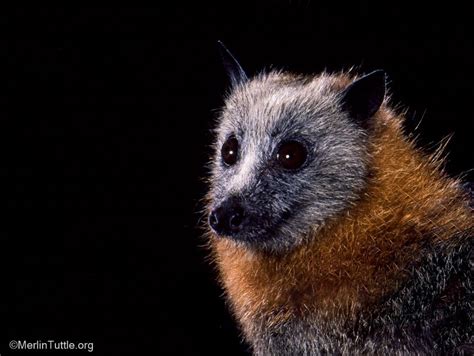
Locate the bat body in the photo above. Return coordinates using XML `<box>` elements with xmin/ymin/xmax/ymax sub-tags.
<box><xmin>205</xmin><ymin>45</ymin><xmax>473</xmax><ymax>355</ymax></box>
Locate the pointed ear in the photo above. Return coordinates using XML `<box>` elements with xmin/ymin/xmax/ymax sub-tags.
<box><xmin>217</xmin><ymin>40</ymin><xmax>248</xmax><ymax>87</ymax></box>
<box><xmin>340</xmin><ymin>70</ymin><xmax>386</xmax><ymax>126</ymax></box>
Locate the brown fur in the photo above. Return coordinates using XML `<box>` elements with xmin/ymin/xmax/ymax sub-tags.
<box><xmin>206</xmin><ymin>85</ymin><xmax>474</xmax><ymax>339</ymax></box>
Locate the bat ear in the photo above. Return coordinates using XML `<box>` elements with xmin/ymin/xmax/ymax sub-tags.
<box><xmin>217</xmin><ymin>41</ymin><xmax>248</xmax><ymax>87</ymax></box>
<box><xmin>340</xmin><ymin>70</ymin><xmax>386</xmax><ymax>126</ymax></box>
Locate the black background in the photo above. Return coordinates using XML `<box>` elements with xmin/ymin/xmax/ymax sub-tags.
<box><xmin>0</xmin><ymin>4</ymin><xmax>473</xmax><ymax>356</ymax></box>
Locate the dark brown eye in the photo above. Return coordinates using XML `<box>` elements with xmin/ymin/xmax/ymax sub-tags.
<box><xmin>221</xmin><ymin>135</ymin><xmax>239</xmax><ymax>166</ymax></box>
<box><xmin>276</xmin><ymin>141</ymin><xmax>307</xmax><ymax>170</ymax></box>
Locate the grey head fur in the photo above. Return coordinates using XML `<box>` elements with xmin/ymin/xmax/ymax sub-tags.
<box><xmin>208</xmin><ymin>66</ymin><xmax>385</xmax><ymax>253</ymax></box>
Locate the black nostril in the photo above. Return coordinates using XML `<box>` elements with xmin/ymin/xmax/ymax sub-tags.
<box><xmin>229</xmin><ymin>208</ymin><xmax>244</xmax><ymax>230</ymax></box>
<box><xmin>209</xmin><ymin>199</ymin><xmax>246</xmax><ymax>236</ymax></box>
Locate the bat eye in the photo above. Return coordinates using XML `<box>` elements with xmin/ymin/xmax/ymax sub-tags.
<box><xmin>276</xmin><ymin>141</ymin><xmax>307</xmax><ymax>170</ymax></box>
<box><xmin>221</xmin><ymin>135</ymin><xmax>239</xmax><ymax>166</ymax></box>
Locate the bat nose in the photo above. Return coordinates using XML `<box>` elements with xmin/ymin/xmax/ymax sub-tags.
<box><xmin>209</xmin><ymin>198</ymin><xmax>246</xmax><ymax>236</ymax></box>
